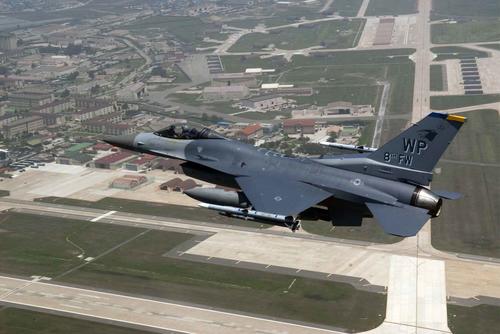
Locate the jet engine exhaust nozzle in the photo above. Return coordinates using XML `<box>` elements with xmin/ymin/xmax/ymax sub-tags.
<box><xmin>411</xmin><ymin>187</ymin><xmax>442</xmax><ymax>217</ymax></box>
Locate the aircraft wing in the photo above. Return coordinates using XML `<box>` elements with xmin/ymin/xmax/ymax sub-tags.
<box><xmin>236</xmin><ymin>176</ymin><xmax>331</xmax><ymax>216</ymax></box>
<box><xmin>366</xmin><ymin>202</ymin><xmax>430</xmax><ymax>237</ymax></box>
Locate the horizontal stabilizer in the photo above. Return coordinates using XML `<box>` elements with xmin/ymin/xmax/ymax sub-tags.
<box><xmin>433</xmin><ymin>190</ymin><xmax>462</xmax><ymax>200</ymax></box>
<box><xmin>366</xmin><ymin>202</ymin><xmax>430</xmax><ymax>237</ymax></box>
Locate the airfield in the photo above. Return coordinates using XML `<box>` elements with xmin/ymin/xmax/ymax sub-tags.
<box><xmin>1</xmin><ymin>0</ymin><xmax>500</xmax><ymax>333</ymax></box>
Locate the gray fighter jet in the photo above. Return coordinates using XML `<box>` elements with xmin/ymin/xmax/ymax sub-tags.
<box><xmin>104</xmin><ymin>112</ymin><xmax>466</xmax><ymax>237</ymax></box>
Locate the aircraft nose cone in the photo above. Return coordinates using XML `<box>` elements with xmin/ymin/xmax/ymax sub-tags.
<box><xmin>102</xmin><ymin>134</ymin><xmax>136</xmax><ymax>150</ymax></box>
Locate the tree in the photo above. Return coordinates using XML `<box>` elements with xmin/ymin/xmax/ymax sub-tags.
<box><xmin>151</xmin><ymin>66</ymin><xmax>167</xmax><ymax>78</ymax></box>
<box><xmin>87</xmin><ymin>71</ymin><xmax>95</xmax><ymax>80</ymax></box>
<box><xmin>67</xmin><ymin>71</ymin><xmax>79</xmax><ymax>81</ymax></box>
<box><xmin>60</xmin><ymin>89</ymin><xmax>70</xmax><ymax>98</ymax></box>
<box><xmin>90</xmin><ymin>85</ymin><xmax>101</xmax><ymax>95</ymax></box>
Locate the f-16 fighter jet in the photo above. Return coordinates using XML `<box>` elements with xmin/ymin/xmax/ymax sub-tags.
<box><xmin>104</xmin><ymin>112</ymin><xmax>466</xmax><ymax>237</ymax></box>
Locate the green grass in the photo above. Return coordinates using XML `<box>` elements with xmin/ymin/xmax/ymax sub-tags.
<box><xmin>432</xmin><ymin>110</ymin><xmax>500</xmax><ymax>258</ymax></box>
<box><xmin>301</xmin><ymin>218</ymin><xmax>402</xmax><ymax>244</ymax></box>
<box><xmin>294</xmin><ymin>85</ymin><xmax>381</xmax><ymax>108</ymax></box>
<box><xmin>448</xmin><ymin>304</ymin><xmax>500</xmax><ymax>334</ymax></box>
<box><xmin>221</xmin><ymin>49</ymin><xmax>415</xmax><ymax>116</ymax></box>
<box><xmin>365</xmin><ymin>0</ymin><xmax>417</xmax><ymax>16</ymax></box>
<box><xmin>430</xmin><ymin>64</ymin><xmax>445</xmax><ymax>91</ymax></box>
<box><xmin>0</xmin><ymin>190</ymin><xmax>9</xmax><ymax>197</ymax></box>
<box><xmin>431</xmin><ymin>46</ymin><xmax>489</xmax><ymax>61</ymax></box>
<box><xmin>34</xmin><ymin>197</ymin><xmax>267</xmax><ymax>228</ymax></box>
<box><xmin>0</xmin><ymin>308</ymin><xmax>153</xmax><ymax>334</ymax></box>
<box><xmin>226</xmin><ymin>5</ymin><xmax>324</xmax><ymax>29</ymax></box>
<box><xmin>123</xmin><ymin>16</ymin><xmax>217</xmax><ymax>47</ymax></box>
<box><xmin>379</xmin><ymin>119</ymin><xmax>410</xmax><ymax>145</ymax></box>
<box><xmin>432</xmin><ymin>0</ymin><xmax>500</xmax><ymax>18</ymax></box>
<box><xmin>0</xmin><ymin>212</ymin><xmax>386</xmax><ymax>331</ymax></box>
<box><xmin>0</xmin><ymin>212</ymin><xmax>144</xmax><ymax>277</ymax></box>
<box><xmin>331</xmin><ymin>0</ymin><xmax>364</xmax><ymax>17</ymax></box>
<box><xmin>431</xmin><ymin>19</ymin><xmax>500</xmax><ymax>44</ymax></box>
<box><xmin>478</xmin><ymin>43</ymin><xmax>500</xmax><ymax>51</ymax></box>
<box><xmin>228</xmin><ymin>19</ymin><xmax>365</xmax><ymax>52</ymax></box>
<box><xmin>62</xmin><ymin>227</ymin><xmax>386</xmax><ymax>331</ymax></box>
<box><xmin>358</xmin><ymin>120</ymin><xmax>376</xmax><ymax>146</ymax></box>
<box><xmin>430</xmin><ymin>94</ymin><xmax>500</xmax><ymax>110</ymax></box>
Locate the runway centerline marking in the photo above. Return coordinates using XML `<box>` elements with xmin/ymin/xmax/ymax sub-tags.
<box><xmin>90</xmin><ymin>211</ymin><xmax>116</xmax><ymax>222</ymax></box>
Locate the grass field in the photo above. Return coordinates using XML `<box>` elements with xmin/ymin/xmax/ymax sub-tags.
<box><xmin>432</xmin><ymin>0</ymin><xmax>500</xmax><ymax>18</ymax></box>
<box><xmin>431</xmin><ymin>19</ymin><xmax>500</xmax><ymax>44</ymax></box>
<box><xmin>0</xmin><ymin>212</ymin><xmax>386</xmax><ymax>331</ymax></box>
<box><xmin>478</xmin><ymin>43</ymin><xmax>500</xmax><ymax>50</ymax></box>
<box><xmin>228</xmin><ymin>19</ymin><xmax>365</xmax><ymax>52</ymax></box>
<box><xmin>365</xmin><ymin>0</ymin><xmax>417</xmax><ymax>16</ymax></box>
<box><xmin>430</xmin><ymin>64</ymin><xmax>445</xmax><ymax>91</ymax></box>
<box><xmin>331</xmin><ymin>0</ymin><xmax>364</xmax><ymax>17</ymax></box>
<box><xmin>123</xmin><ymin>16</ymin><xmax>217</xmax><ymax>47</ymax></box>
<box><xmin>448</xmin><ymin>304</ymin><xmax>500</xmax><ymax>334</ymax></box>
<box><xmin>431</xmin><ymin>46</ymin><xmax>489</xmax><ymax>61</ymax></box>
<box><xmin>34</xmin><ymin>197</ymin><xmax>267</xmax><ymax>228</ymax></box>
<box><xmin>221</xmin><ymin>49</ymin><xmax>415</xmax><ymax>115</ymax></box>
<box><xmin>294</xmin><ymin>85</ymin><xmax>381</xmax><ymax>108</ymax></box>
<box><xmin>226</xmin><ymin>5</ymin><xmax>324</xmax><ymax>29</ymax></box>
<box><xmin>430</xmin><ymin>94</ymin><xmax>500</xmax><ymax>110</ymax></box>
<box><xmin>0</xmin><ymin>308</ymin><xmax>152</xmax><ymax>334</ymax></box>
<box><xmin>432</xmin><ymin>110</ymin><xmax>500</xmax><ymax>258</ymax></box>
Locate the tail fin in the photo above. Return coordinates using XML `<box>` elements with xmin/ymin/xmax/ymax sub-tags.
<box><xmin>368</xmin><ymin>112</ymin><xmax>466</xmax><ymax>173</ymax></box>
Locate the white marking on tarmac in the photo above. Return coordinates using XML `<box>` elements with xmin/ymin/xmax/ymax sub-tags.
<box><xmin>287</xmin><ymin>278</ymin><xmax>297</xmax><ymax>290</ymax></box>
<box><xmin>90</xmin><ymin>211</ymin><xmax>116</xmax><ymax>222</ymax></box>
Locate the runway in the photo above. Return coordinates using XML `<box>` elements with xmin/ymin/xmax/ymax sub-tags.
<box><xmin>0</xmin><ymin>199</ymin><xmax>499</xmax><ymax>333</ymax></box>
<box><xmin>0</xmin><ymin>255</ymin><xmax>450</xmax><ymax>334</ymax></box>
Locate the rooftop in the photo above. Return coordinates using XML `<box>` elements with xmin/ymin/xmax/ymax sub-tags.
<box><xmin>94</xmin><ymin>151</ymin><xmax>133</xmax><ymax>165</ymax></box>
<box><xmin>240</xmin><ymin>123</ymin><xmax>262</xmax><ymax>136</ymax></box>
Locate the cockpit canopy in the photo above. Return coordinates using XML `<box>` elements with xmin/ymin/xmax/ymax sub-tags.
<box><xmin>153</xmin><ymin>125</ymin><xmax>226</xmax><ymax>140</ymax></box>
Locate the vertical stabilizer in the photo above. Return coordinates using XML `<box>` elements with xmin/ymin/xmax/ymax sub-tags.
<box><xmin>368</xmin><ymin>112</ymin><xmax>466</xmax><ymax>173</ymax></box>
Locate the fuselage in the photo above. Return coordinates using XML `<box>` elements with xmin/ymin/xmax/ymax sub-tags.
<box><xmin>131</xmin><ymin>133</ymin><xmax>429</xmax><ymax>212</ymax></box>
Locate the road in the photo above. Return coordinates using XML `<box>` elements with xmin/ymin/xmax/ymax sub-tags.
<box><xmin>411</xmin><ymin>0</ymin><xmax>433</xmax><ymax>123</ymax></box>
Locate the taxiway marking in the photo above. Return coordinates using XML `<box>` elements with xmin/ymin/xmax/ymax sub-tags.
<box><xmin>90</xmin><ymin>210</ymin><xmax>116</xmax><ymax>222</ymax></box>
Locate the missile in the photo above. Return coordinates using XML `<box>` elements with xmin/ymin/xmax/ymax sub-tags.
<box><xmin>319</xmin><ymin>142</ymin><xmax>377</xmax><ymax>153</ymax></box>
<box><xmin>198</xmin><ymin>203</ymin><xmax>301</xmax><ymax>231</ymax></box>
<box><xmin>184</xmin><ymin>187</ymin><xmax>249</xmax><ymax>208</ymax></box>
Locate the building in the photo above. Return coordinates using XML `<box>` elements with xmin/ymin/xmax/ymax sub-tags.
<box><xmin>160</xmin><ymin>178</ymin><xmax>198</xmax><ymax>192</ymax></box>
<box><xmin>0</xmin><ymin>114</ymin><xmax>19</xmax><ymax>127</ymax></box>
<box><xmin>0</xmin><ymin>77</ymin><xmax>24</xmax><ymax>90</ymax></box>
<box><xmin>116</xmin><ymin>82</ymin><xmax>147</xmax><ymax>101</ymax></box>
<box><xmin>123</xmin><ymin>154</ymin><xmax>158</xmax><ymax>171</ymax></box>
<box><xmin>241</xmin><ymin>95</ymin><xmax>288</xmax><ymax>111</ymax></box>
<box><xmin>32</xmin><ymin>99</ymin><xmax>74</xmax><ymax>114</ymax></box>
<box><xmin>8</xmin><ymin>90</ymin><xmax>54</xmax><ymax>110</ymax></box>
<box><xmin>1</xmin><ymin>116</ymin><xmax>44</xmax><ymax>139</ymax></box>
<box><xmin>83</xmin><ymin>121</ymin><xmax>136</xmax><ymax>136</ymax></box>
<box><xmin>202</xmin><ymin>85</ymin><xmax>249</xmax><ymax>101</ymax></box>
<box><xmin>74</xmin><ymin>96</ymin><xmax>112</xmax><ymax>109</ymax></box>
<box><xmin>72</xmin><ymin>103</ymin><xmax>114</xmax><ymax>121</ymax></box>
<box><xmin>92</xmin><ymin>151</ymin><xmax>135</xmax><ymax>169</ymax></box>
<box><xmin>322</xmin><ymin>101</ymin><xmax>373</xmax><ymax>116</ymax></box>
<box><xmin>155</xmin><ymin>158</ymin><xmax>184</xmax><ymax>173</ymax></box>
<box><xmin>211</xmin><ymin>73</ymin><xmax>258</xmax><ymax>88</ymax></box>
<box><xmin>111</xmin><ymin>175</ymin><xmax>148</xmax><ymax>189</ymax></box>
<box><xmin>30</xmin><ymin>112</ymin><xmax>68</xmax><ymax>126</ymax></box>
<box><xmin>283</xmin><ymin>119</ymin><xmax>316</xmax><ymax>135</ymax></box>
<box><xmin>238</xmin><ymin>123</ymin><xmax>263</xmax><ymax>140</ymax></box>
<box><xmin>56</xmin><ymin>152</ymin><xmax>93</xmax><ymax>165</ymax></box>
<box><xmin>0</xmin><ymin>33</ymin><xmax>17</xmax><ymax>51</ymax></box>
